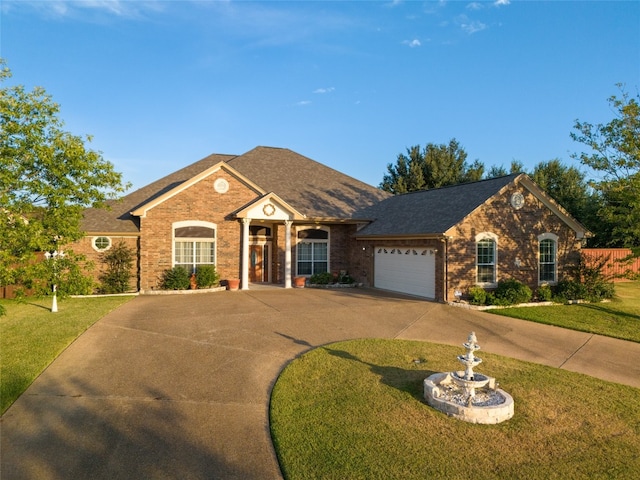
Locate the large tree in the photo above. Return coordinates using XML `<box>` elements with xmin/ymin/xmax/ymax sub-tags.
<box><xmin>571</xmin><ymin>87</ymin><xmax>640</xmax><ymax>247</ymax></box>
<box><xmin>0</xmin><ymin>60</ymin><xmax>129</xmax><ymax>307</ymax></box>
<box><xmin>380</xmin><ymin>138</ymin><xmax>483</xmax><ymax>194</ymax></box>
<box><xmin>531</xmin><ymin>159</ymin><xmax>593</xmax><ymax>227</ymax></box>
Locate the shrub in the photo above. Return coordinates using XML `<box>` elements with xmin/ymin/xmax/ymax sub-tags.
<box><xmin>536</xmin><ymin>284</ymin><xmax>553</xmax><ymax>302</ymax></box>
<box><xmin>553</xmin><ymin>280</ymin><xmax>587</xmax><ymax>302</ymax></box>
<box><xmin>493</xmin><ymin>279</ymin><xmax>532</xmax><ymax>305</ymax></box>
<box><xmin>336</xmin><ymin>271</ymin><xmax>355</xmax><ymax>284</ymax></box>
<box><xmin>468</xmin><ymin>286</ymin><xmax>487</xmax><ymax>305</ymax></box>
<box><xmin>161</xmin><ymin>266</ymin><xmax>190</xmax><ymax>290</ymax></box>
<box><xmin>310</xmin><ymin>272</ymin><xmax>334</xmax><ymax>285</ymax></box>
<box><xmin>586</xmin><ymin>280</ymin><xmax>615</xmax><ymax>302</ymax></box>
<box><xmin>195</xmin><ymin>265</ymin><xmax>219</xmax><ymax>288</ymax></box>
<box><xmin>558</xmin><ymin>254</ymin><xmax>616</xmax><ymax>303</ymax></box>
<box><xmin>98</xmin><ymin>241</ymin><xmax>135</xmax><ymax>294</ymax></box>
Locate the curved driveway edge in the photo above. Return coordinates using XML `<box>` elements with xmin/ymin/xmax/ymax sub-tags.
<box><xmin>2</xmin><ymin>288</ymin><xmax>639</xmax><ymax>479</ymax></box>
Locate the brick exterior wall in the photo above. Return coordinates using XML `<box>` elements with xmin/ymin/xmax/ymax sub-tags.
<box><xmin>71</xmin><ymin>235</ymin><xmax>139</xmax><ymax>292</ymax></box>
<box><xmin>138</xmin><ymin>171</ymin><xmax>259</xmax><ymax>291</ymax></box>
<box><xmin>446</xmin><ymin>184</ymin><xmax>582</xmax><ymax>301</ymax></box>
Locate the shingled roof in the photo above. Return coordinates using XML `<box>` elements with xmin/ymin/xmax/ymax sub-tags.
<box><xmin>227</xmin><ymin>147</ymin><xmax>390</xmax><ymax>219</ymax></box>
<box><xmin>81</xmin><ymin>153</ymin><xmax>235</xmax><ymax>233</ymax></box>
<box><xmin>81</xmin><ymin>147</ymin><xmax>389</xmax><ymax>233</ymax></box>
<box><xmin>355</xmin><ymin>174</ymin><xmax>520</xmax><ymax>237</ymax></box>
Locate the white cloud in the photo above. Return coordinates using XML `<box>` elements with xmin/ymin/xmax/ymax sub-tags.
<box><xmin>313</xmin><ymin>87</ymin><xmax>335</xmax><ymax>94</ymax></box>
<box><xmin>403</xmin><ymin>39</ymin><xmax>421</xmax><ymax>47</ymax></box>
<box><xmin>461</xmin><ymin>20</ymin><xmax>487</xmax><ymax>34</ymax></box>
<box><xmin>494</xmin><ymin>0</ymin><xmax>510</xmax><ymax>6</ymax></box>
<box><xmin>296</xmin><ymin>100</ymin><xmax>312</xmax><ymax>106</ymax></box>
<box><xmin>456</xmin><ymin>14</ymin><xmax>487</xmax><ymax>34</ymax></box>
<box><xmin>467</xmin><ymin>2</ymin><xmax>483</xmax><ymax>10</ymax></box>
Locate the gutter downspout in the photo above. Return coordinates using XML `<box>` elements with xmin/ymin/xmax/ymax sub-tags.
<box><xmin>444</xmin><ymin>236</ymin><xmax>449</xmax><ymax>303</ymax></box>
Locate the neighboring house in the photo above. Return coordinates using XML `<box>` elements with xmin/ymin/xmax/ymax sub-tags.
<box><xmin>76</xmin><ymin>146</ymin><xmax>589</xmax><ymax>302</ymax></box>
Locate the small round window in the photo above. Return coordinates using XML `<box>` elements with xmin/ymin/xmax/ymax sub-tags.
<box><xmin>93</xmin><ymin>236</ymin><xmax>111</xmax><ymax>251</ymax></box>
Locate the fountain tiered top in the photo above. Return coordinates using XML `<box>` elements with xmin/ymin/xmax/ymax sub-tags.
<box><xmin>457</xmin><ymin>331</ymin><xmax>482</xmax><ymax>381</ymax></box>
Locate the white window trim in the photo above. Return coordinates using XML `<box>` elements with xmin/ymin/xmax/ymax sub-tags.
<box><xmin>538</xmin><ymin>233</ymin><xmax>559</xmax><ymax>285</ymax></box>
<box><xmin>295</xmin><ymin>225</ymin><xmax>330</xmax><ymax>277</ymax></box>
<box><xmin>475</xmin><ymin>232</ymin><xmax>498</xmax><ymax>287</ymax></box>
<box><xmin>172</xmin><ymin>221</ymin><xmax>217</xmax><ymax>272</ymax></box>
<box><xmin>92</xmin><ymin>236</ymin><xmax>112</xmax><ymax>252</ymax></box>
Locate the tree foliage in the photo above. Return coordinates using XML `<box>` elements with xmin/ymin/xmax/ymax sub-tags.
<box><xmin>0</xmin><ymin>60</ymin><xmax>129</xmax><ymax>298</ymax></box>
<box><xmin>571</xmin><ymin>87</ymin><xmax>640</xmax><ymax>247</ymax></box>
<box><xmin>98</xmin><ymin>241</ymin><xmax>135</xmax><ymax>294</ymax></box>
<box><xmin>380</xmin><ymin>139</ymin><xmax>483</xmax><ymax>194</ymax></box>
<box><xmin>531</xmin><ymin>159</ymin><xmax>592</xmax><ymax>226</ymax></box>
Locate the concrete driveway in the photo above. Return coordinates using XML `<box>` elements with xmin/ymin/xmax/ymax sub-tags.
<box><xmin>2</xmin><ymin>287</ymin><xmax>639</xmax><ymax>479</ymax></box>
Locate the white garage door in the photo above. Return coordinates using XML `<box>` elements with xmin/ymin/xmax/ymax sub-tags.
<box><xmin>374</xmin><ymin>246</ymin><xmax>436</xmax><ymax>299</ymax></box>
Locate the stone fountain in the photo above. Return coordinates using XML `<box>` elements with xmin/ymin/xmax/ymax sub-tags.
<box><xmin>423</xmin><ymin>332</ymin><xmax>514</xmax><ymax>424</ymax></box>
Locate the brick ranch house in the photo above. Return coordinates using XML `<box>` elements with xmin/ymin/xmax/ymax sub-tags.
<box><xmin>76</xmin><ymin>146</ymin><xmax>589</xmax><ymax>302</ymax></box>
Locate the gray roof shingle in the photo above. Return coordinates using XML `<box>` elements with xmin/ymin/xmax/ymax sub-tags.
<box><xmin>81</xmin><ymin>153</ymin><xmax>235</xmax><ymax>232</ymax></box>
<box><xmin>81</xmin><ymin>147</ymin><xmax>389</xmax><ymax>233</ymax></box>
<box><xmin>227</xmin><ymin>147</ymin><xmax>390</xmax><ymax>219</ymax></box>
<box><xmin>355</xmin><ymin>174</ymin><xmax>519</xmax><ymax>237</ymax></box>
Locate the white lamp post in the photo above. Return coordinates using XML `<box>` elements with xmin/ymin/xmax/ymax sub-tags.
<box><xmin>44</xmin><ymin>250</ymin><xmax>64</xmax><ymax>313</ymax></box>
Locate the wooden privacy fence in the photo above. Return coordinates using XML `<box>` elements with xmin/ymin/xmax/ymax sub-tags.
<box><xmin>582</xmin><ymin>248</ymin><xmax>640</xmax><ymax>281</ymax></box>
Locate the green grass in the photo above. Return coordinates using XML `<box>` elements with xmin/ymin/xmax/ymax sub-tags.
<box><xmin>0</xmin><ymin>296</ymin><xmax>134</xmax><ymax>414</ymax></box>
<box><xmin>270</xmin><ymin>339</ymin><xmax>640</xmax><ymax>480</ymax></box>
<box><xmin>488</xmin><ymin>282</ymin><xmax>640</xmax><ymax>343</ymax></box>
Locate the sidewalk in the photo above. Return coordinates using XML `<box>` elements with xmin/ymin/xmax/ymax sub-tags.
<box><xmin>2</xmin><ymin>288</ymin><xmax>638</xmax><ymax>479</ymax></box>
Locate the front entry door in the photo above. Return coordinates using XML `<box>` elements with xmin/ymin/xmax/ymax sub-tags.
<box><xmin>249</xmin><ymin>244</ymin><xmax>269</xmax><ymax>282</ymax></box>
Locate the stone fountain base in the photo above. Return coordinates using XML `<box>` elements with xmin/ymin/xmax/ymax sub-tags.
<box><xmin>424</xmin><ymin>372</ymin><xmax>514</xmax><ymax>424</ymax></box>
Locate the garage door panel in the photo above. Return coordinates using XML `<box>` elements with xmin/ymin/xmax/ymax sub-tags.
<box><xmin>374</xmin><ymin>247</ymin><xmax>435</xmax><ymax>299</ymax></box>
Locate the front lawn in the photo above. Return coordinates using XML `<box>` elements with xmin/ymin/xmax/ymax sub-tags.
<box><xmin>0</xmin><ymin>296</ymin><xmax>134</xmax><ymax>414</ymax></box>
<box><xmin>270</xmin><ymin>339</ymin><xmax>640</xmax><ymax>480</ymax></box>
<box><xmin>488</xmin><ymin>281</ymin><xmax>640</xmax><ymax>343</ymax></box>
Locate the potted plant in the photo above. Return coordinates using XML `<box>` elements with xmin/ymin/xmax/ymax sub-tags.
<box><xmin>293</xmin><ymin>276</ymin><xmax>306</xmax><ymax>288</ymax></box>
<box><xmin>227</xmin><ymin>279</ymin><xmax>240</xmax><ymax>291</ymax></box>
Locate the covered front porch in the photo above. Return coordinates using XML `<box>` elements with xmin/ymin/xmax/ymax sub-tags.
<box><xmin>236</xmin><ymin>193</ymin><xmax>305</xmax><ymax>290</ymax></box>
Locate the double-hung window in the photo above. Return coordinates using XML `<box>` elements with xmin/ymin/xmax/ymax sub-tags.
<box><xmin>174</xmin><ymin>222</ymin><xmax>216</xmax><ymax>274</ymax></box>
<box><xmin>538</xmin><ymin>233</ymin><xmax>558</xmax><ymax>283</ymax></box>
<box><xmin>297</xmin><ymin>228</ymin><xmax>329</xmax><ymax>276</ymax></box>
<box><xmin>476</xmin><ymin>233</ymin><xmax>497</xmax><ymax>285</ymax></box>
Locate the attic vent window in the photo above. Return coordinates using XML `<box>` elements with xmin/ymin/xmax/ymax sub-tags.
<box><xmin>214</xmin><ymin>178</ymin><xmax>229</xmax><ymax>194</ymax></box>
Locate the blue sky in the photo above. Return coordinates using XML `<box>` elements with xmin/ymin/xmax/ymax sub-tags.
<box><xmin>2</xmin><ymin>0</ymin><xmax>639</xmax><ymax>191</ymax></box>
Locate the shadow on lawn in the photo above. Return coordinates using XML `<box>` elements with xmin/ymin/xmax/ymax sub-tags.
<box><xmin>577</xmin><ymin>302</ymin><xmax>640</xmax><ymax>321</ymax></box>
<box><xmin>323</xmin><ymin>347</ymin><xmax>436</xmax><ymax>400</ymax></box>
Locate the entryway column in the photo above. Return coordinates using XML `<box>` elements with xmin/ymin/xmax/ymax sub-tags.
<box><xmin>241</xmin><ymin>218</ymin><xmax>250</xmax><ymax>290</ymax></box>
<box><xmin>284</xmin><ymin>220</ymin><xmax>292</xmax><ymax>288</ymax></box>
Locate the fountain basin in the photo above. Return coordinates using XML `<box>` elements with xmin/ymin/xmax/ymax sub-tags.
<box><xmin>450</xmin><ymin>371</ymin><xmax>493</xmax><ymax>390</ymax></box>
<box><xmin>424</xmin><ymin>372</ymin><xmax>514</xmax><ymax>424</ymax></box>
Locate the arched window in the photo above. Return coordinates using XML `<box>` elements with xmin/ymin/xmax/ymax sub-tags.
<box><xmin>538</xmin><ymin>233</ymin><xmax>558</xmax><ymax>284</ymax></box>
<box><xmin>296</xmin><ymin>227</ymin><xmax>329</xmax><ymax>276</ymax></box>
<box><xmin>476</xmin><ymin>233</ymin><xmax>498</xmax><ymax>285</ymax></box>
<box><xmin>173</xmin><ymin>221</ymin><xmax>216</xmax><ymax>274</ymax></box>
